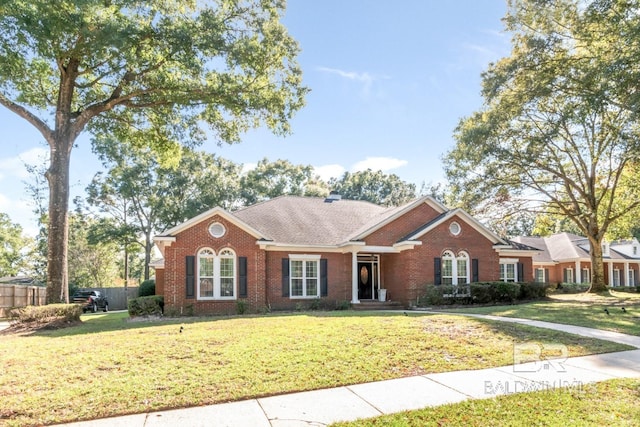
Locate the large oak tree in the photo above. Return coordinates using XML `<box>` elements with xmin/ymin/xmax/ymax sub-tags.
<box><xmin>445</xmin><ymin>0</ymin><xmax>640</xmax><ymax>292</ymax></box>
<box><xmin>0</xmin><ymin>0</ymin><xmax>307</xmax><ymax>302</ymax></box>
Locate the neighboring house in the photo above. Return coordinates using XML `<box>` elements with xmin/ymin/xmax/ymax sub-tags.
<box><xmin>512</xmin><ymin>233</ymin><xmax>640</xmax><ymax>287</ymax></box>
<box><xmin>152</xmin><ymin>195</ymin><xmax>537</xmax><ymax>315</ymax></box>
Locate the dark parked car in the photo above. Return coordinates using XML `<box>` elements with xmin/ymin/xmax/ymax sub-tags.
<box><xmin>72</xmin><ymin>290</ymin><xmax>109</xmax><ymax>313</ymax></box>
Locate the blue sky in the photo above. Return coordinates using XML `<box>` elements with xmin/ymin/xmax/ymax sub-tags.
<box><xmin>0</xmin><ymin>1</ymin><xmax>510</xmax><ymax>235</ymax></box>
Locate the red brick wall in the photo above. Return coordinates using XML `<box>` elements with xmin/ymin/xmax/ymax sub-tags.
<box><xmin>377</xmin><ymin>214</ymin><xmax>524</xmax><ymax>306</ymax></box>
<box><xmin>154</xmin><ymin>268</ymin><xmax>165</xmax><ymax>296</ymax></box>
<box><xmin>365</xmin><ymin>202</ymin><xmax>441</xmax><ymax>246</ymax></box>
<box><xmin>264</xmin><ymin>251</ymin><xmax>352</xmax><ymax>310</ymax></box>
<box><xmin>163</xmin><ymin>214</ymin><xmax>266</xmax><ymax>315</ymax></box>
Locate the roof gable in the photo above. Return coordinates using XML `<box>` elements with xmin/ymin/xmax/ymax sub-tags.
<box><xmin>350</xmin><ymin>196</ymin><xmax>448</xmax><ymax>241</ymax></box>
<box><xmin>159</xmin><ymin>207</ymin><xmax>265</xmax><ymax>240</ymax></box>
<box><xmin>402</xmin><ymin>208</ymin><xmax>507</xmax><ymax>245</ymax></box>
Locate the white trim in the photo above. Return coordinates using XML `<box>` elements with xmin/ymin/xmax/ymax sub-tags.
<box><xmin>288</xmin><ymin>257</ymin><xmax>320</xmax><ymax>299</ymax></box>
<box><xmin>288</xmin><ymin>254</ymin><xmax>321</xmax><ymax>260</ymax></box>
<box><xmin>499</xmin><ymin>258</ymin><xmax>520</xmax><ymax>264</ymax></box>
<box><xmin>208</xmin><ymin>222</ymin><xmax>226</xmax><ymax>238</ymax></box>
<box><xmin>196</xmin><ymin>247</ymin><xmax>237</xmax><ymax>301</ymax></box>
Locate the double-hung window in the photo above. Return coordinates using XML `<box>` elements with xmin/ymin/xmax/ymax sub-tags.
<box><xmin>535</xmin><ymin>268</ymin><xmax>545</xmax><ymax>283</ymax></box>
<box><xmin>290</xmin><ymin>255</ymin><xmax>320</xmax><ymax>298</ymax></box>
<box><xmin>197</xmin><ymin>248</ymin><xmax>236</xmax><ymax>300</ymax></box>
<box><xmin>500</xmin><ymin>259</ymin><xmax>518</xmax><ymax>282</ymax></box>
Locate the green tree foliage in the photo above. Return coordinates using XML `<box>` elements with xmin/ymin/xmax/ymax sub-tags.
<box><xmin>67</xmin><ymin>210</ymin><xmax>120</xmax><ymax>291</ymax></box>
<box><xmin>328</xmin><ymin>169</ymin><xmax>417</xmax><ymax>207</ymax></box>
<box><xmin>238</xmin><ymin>158</ymin><xmax>329</xmax><ymax>206</ymax></box>
<box><xmin>156</xmin><ymin>148</ymin><xmax>243</xmax><ymax>227</ymax></box>
<box><xmin>0</xmin><ymin>0</ymin><xmax>307</xmax><ymax>303</ymax></box>
<box><xmin>444</xmin><ymin>0</ymin><xmax>640</xmax><ymax>292</ymax></box>
<box><xmin>0</xmin><ymin>213</ymin><xmax>32</xmax><ymax>276</ymax></box>
<box><xmin>88</xmin><ymin>142</ymin><xmax>244</xmax><ymax>280</ymax></box>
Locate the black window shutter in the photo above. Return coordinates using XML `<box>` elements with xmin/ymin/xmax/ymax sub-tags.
<box><xmin>282</xmin><ymin>258</ymin><xmax>290</xmax><ymax>297</ymax></box>
<box><xmin>472</xmin><ymin>258</ymin><xmax>479</xmax><ymax>282</ymax></box>
<box><xmin>563</xmin><ymin>268</ymin><xmax>568</xmax><ymax>283</ymax></box>
<box><xmin>186</xmin><ymin>256</ymin><xmax>195</xmax><ymax>299</ymax></box>
<box><xmin>517</xmin><ymin>263</ymin><xmax>524</xmax><ymax>282</ymax></box>
<box><xmin>545</xmin><ymin>268</ymin><xmax>550</xmax><ymax>284</ymax></box>
<box><xmin>320</xmin><ymin>259</ymin><xmax>328</xmax><ymax>297</ymax></box>
<box><xmin>239</xmin><ymin>257</ymin><xmax>248</xmax><ymax>298</ymax></box>
<box><xmin>434</xmin><ymin>257</ymin><xmax>442</xmax><ymax>285</ymax></box>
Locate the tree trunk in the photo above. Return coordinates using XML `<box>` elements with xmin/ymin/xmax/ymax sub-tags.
<box><xmin>45</xmin><ymin>141</ymin><xmax>72</xmax><ymax>303</ymax></box>
<box><xmin>588</xmin><ymin>235</ymin><xmax>608</xmax><ymax>292</ymax></box>
<box><xmin>144</xmin><ymin>232</ymin><xmax>152</xmax><ymax>281</ymax></box>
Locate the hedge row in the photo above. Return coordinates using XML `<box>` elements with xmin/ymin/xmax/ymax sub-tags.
<box><xmin>128</xmin><ymin>295</ymin><xmax>164</xmax><ymax>317</ymax></box>
<box><xmin>8</xmin><ymin>304</ymin><xmax>82</xmax><ymax>324</ymax></box>
<box><xmin>419</xmin><ymin>282</ymin><xmax>548</xmax><ymax>306</ymax></box>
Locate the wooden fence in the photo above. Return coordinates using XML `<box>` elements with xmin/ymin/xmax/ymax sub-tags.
<box><xmin>0</xmin><ymin>284</ymin><xmax>47</xmax><ymax>317</ymax></box>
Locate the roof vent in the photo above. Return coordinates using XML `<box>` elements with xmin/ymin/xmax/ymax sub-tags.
<box><xmin>324</xmin><ymin>191</ymin><xmax>342</xmax><ymax>203</ymax></box>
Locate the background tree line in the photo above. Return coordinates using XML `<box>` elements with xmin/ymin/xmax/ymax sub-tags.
<box><xmin>0</xmin><ymin>148</ymin><xmax>420</xmax><ymax>290</ymax></box>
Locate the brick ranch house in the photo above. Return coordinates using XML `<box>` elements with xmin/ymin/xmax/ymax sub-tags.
<box><xmin>513</xmin><ymin>233</ymin><xmax>640</xmax><ymax>287</ymax></box>
<box><xmin>152</xmin><ymin>195</ymin><xmax>538</xmax><ymax>315</ymax></box>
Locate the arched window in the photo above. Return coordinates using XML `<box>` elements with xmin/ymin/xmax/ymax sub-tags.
<box><xmin>219</xmin><ymin>249</ymin><xmax>236</xmax><ymax>297</ymax></box>
<box><xmin>197</xmin><ymin>248</ymin><xmax>236</xmax><ymax>300</ymax></box>
<box><xmin>441</xmin><ymin>250</ymin><xmax>470</xmax><ymax>285</ymax></box>
<box><xmin>442</xmin><ymin>251</ymin><xmax>455</xmax><ymax>285</ymax></box>
<box><xmin>198</xmin><ymin>248</ymin><xmax>215</xmax><ymax>298</ymax></box>
<box><xmin>456</xmin><ymin>251</ymin><xmax>470</xmax><ymax>284</ymax></box>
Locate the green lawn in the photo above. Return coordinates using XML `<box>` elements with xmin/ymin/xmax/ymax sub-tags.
<box><xmin>333</xmin><ymin>378</ymin><xmax>640</xmax><ymax>426</ymax></box>
<box><xmin>330</xmin><ymin>291</ymin><xmax>640</xmax><ymax>427</ymax></box>
<box><xmin>442</xmin><ymin>290</ymin><xmax>640</xmax><ymax>336</ymax></box>
<box><xmin>0</xmin><ymin>310</ymin><xmax>629</xmax><ymax>426</ymax></box>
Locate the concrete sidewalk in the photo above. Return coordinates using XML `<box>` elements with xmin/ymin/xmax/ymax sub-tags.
<box><xmin>56</xmin><ymin>315</ymin><xmax>640</xmax><ymax>427</ymax></box>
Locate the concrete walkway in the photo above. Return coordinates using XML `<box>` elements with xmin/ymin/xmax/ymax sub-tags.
<box><xmin>55</xmin><ymin>314</ymin><xmax>640</xmax><ymax>427</ymax></box>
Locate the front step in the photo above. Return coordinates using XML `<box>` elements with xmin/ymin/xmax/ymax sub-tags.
<box><xmin>351</xmin><ymin>300</ymin><xmax>404</xmax><ymax>311</ymax></box>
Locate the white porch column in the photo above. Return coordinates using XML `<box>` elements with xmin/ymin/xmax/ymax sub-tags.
<box><xmin>351</xmin><ymin>251</ymin><xmax>360</xmax><ymax>304</ymax></box>
<box><xmin>575</xmin><ymin>261</ymin><xmax>581</xmax><ymax>284</ymax></box>
<box><xmin>624</xmin><ymin>262</ymin><xmax>630</xmax><ymax>286</ymax></box>
<box><xmin>608</xmin><ymin>261</ymin><xmax>614</xmax><ymax>286</ymax></box>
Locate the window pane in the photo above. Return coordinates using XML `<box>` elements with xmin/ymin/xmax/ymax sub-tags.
<box><xmin>200</xmin><ymin>278</ymin><xmax>213</xmax><ymax>297</ymax></box>
<box><xmin>199</xmin><ymin>258</ymin><xmax>213</xmax><ymax>276</ymax></box>
<box><xmin>457</xmin><ymin>259</ymin><xmax>467</xmax><ymax>283</ymax></box>
<box><xmin>306</xmin><ymin>261</ymin><xmax>318</xmax><ymax>278</ymax></box>
<box><xmin>306</xmin><ymin>278</ymin><xmax>318</xmax><ymax>296</ymax></box>
<box><xmin>442</xmin><ymin>277</ymin><xmax>453</xmax><ymax>285</ymax></box>
<box><xmin>291</xmin><ymin>260</ymin><xmax>303</xmax><ymax>278</ymax></box>
<box><xmin>291</xmin><ymin>278</ymin><xmax>303</xmax><ymax>296</ymax></box>
<box><xmin>220</xmin><ymin>258</ymin><xmax>234</xmax><ymax>277</ymax></box>
<box><xmin>220</xmin><ymin>278</ymin><xmax>234</xmax><ymax>297</ymax></box>
<box><xmin>442</xmin><ymin>259</ymin><xmax>453</xmax><ymax>277</ymax></box>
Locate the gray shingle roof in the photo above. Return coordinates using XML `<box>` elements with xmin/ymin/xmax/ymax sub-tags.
<box><xmin>233</xmin><ymin>196</ymin><xmax>394</xmax><ymax>245</ymax></box>
<box><xmin>512</xmin><ymin>232</ymin><xmax>640</xmax><ymax>263</ymax></box>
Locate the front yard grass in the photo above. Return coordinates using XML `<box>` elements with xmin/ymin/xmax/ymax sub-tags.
<box><xmin>333</xmin><ymin>378</ymin><xmax>640</xmax><ymax>426</ymax></box>
<box><xmin>443</xmin><ymin>290</ymin><xmax>640</xmax><ymax>336</ymax></box>
<box><xmin>0</xmin><ymin>311</ymin><xmax>630</xmax><ymax>426</ymax></box>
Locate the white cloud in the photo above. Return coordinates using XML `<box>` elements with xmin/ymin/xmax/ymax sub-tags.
<box><xmin>0</xmin><ymin>147</ymin><xmax>48</xmax><ymax>181</ymax></box>
<box><xmin>317</xmin><ymin>66</ymin><xmax>376</xmax><ymax>84</ymax></box>
<box><xmin>314</xmin><ymin>164</ymin><xmax>345</xmax><ymax>182</ymax></box>
<box><xmin>351</xmin><ymin>157</ymin><xmax>408</xmax><ymax>173</ymax></box>
<box><xmin>317</xmin><ymin>66</ymin><xmax>389</xmax><ymax>96</ymax></box>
